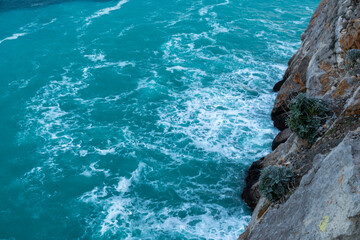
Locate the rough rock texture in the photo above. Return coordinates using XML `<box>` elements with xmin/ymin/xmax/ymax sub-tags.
<box><xmin>241</xmin><ymin>0</ymin><xmax>360</xmax><ymax>239</ymax></box>
<box><xmin>271</xmin><ymin>128</ymin><xmax>292</xmax><ymax>150</ymax></box>
<box><xmin>241</xmin><ymin>128</ymin><xmax>360</xmax><ymax>240</ymax></box>
<box><xmin>271</xmin><ymin>0</ymin><xmax>360</xmax><ymax>130</ymax></box>
<box><xmin>241</xmin><ymin>158</ymin><xmax>264</xmax><ymax>210</ymax></box>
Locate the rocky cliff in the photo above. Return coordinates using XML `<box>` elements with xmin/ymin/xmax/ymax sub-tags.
<box><xmin>240</xmin><ymin>0</ymin><xmax>360</xmax><ymax>239</ymax></box>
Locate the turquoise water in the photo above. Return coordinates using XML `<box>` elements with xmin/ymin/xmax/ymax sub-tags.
<box><xmin>0</xmin><ymin>0</ymin><xmax>318</xmax><ymax>239</ymax></box>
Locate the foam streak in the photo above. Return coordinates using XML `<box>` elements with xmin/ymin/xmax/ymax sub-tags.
<box><xmin>85</xmin><ymin>0</ymin><xmax>129</xmax><ymax>25</ymax></box>
<box><xmin>0</xmin><ymin>33</ymin><xmax>27</xmax><ymax>45</ymax></box>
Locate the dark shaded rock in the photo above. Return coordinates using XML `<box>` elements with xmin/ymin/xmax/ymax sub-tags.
<box><xmin>272</xmin><ymin>79</ymin><xmax>285</xmax><ymax>92</ymax></box>
<box><xmin>241</xmin><ymin>157</ymin><xmax>264</xmax><ymax>210</ymax></box>
<box><xmin>271</xmin><ymin>111</ymin><xmax>288</xmax><ymax>131</ymax></box>
<box><xmin>271</xmin><ymin>128</ymin><xmax>292</xmax><ymax>150</ymax></box>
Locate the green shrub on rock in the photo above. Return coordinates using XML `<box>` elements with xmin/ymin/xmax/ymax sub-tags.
<box><xmin>346</xmin><ymin>49</ymin><xmax>360</xmax><ymax>75</ymax></box>
<box><xmin>286</xmin><ymin>93</ymin><xmax>330</xmax><ymax>144</ymax></box>
<box><xmin>346</xmin><ymin>49</ymin><xmax>360</xmax><ymax>66</ymax></box>
<box><xmin>258</xmin><ymin>166</ymin><xmax>294</xmax><ymax>202</ymax></box>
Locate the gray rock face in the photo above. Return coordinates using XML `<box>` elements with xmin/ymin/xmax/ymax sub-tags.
<box><xmin>244</xmin><ymin>128</ymin><xmax>360</xmax><ymax>240</ymax></box>
<box><xmin>271</xmin><ymin>128</ymin><xmax>292</xmax><ymax>150</ymax></box>
<box><xmin>271</xmin><ymin>0</ymin><xmax>360</xmax><ymax>129</ymax></box>
<box><xmin>242</xmin><ymin>0</ymin><xmax>360</xmax><ymax>210</ymax></box>
<box><xmin>240</xmin><ymin>0</ymin><xmax>360</xmax><ymax>238</ymax></box>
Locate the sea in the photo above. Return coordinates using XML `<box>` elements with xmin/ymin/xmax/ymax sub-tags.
<box><xmin>0</xmin><ymin>0</ymin><xmax>318</xmax><ymax>239</ymax></box>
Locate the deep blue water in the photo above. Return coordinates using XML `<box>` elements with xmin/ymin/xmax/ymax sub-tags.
<box><xmin>0</xmin><ymin>0</ymin><xmax>318</xmax><ymax>239</ymax></box>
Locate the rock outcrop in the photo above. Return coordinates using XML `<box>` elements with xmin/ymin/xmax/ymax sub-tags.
<box><xmin>241</xmin><ymin>157</ymin><xmax>264</xmax><ymax>210</ymax></box>
<box><xmin>271</xmin><ymin>128</ymin><xmax>291</xmax><ymax>151</ymax></box>
<box><xmin>271</xmin><ymin>0</ymin><xmax>360</xmax><ymax>130</ymax></box>
<box><xmin>241</xmin><ymin>128</ymin><xmax>360</xmax><ymax>240</ymax></box>
<box><xmin>241</xmin><ymin>0</ymin><xmax>360</xmax><ymax>239</ymax></box>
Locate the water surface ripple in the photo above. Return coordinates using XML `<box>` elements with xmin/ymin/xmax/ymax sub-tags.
<box><xmin>0</xmin><ymin>0</ymin><xmax>318</xmax><ymax>239</ymax></box>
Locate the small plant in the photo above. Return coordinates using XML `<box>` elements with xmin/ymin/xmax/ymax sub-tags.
<box><xmin>286</xmin><ymin>93</ymin><xmax>330</xmax><ymax>144</ymax></box>
<box><xmin>346</xmin><ymin>49</ymin><xmax>360</xmax><ymax>75</ymax></box>
<box><xmin>346</xmin><ymin>49</ymin><xmax>360</xmax><ymax>66</ymax></box>
<box><xmin>258</xmin><ymin>166</ymin><xmax>294</xmax><ymax>202</ymax></box>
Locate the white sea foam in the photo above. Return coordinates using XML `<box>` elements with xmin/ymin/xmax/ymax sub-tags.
<box><xmin>23</xmin><ymin>167</ymin><xmax>45</xmax><ymax>184</ymax></box>
<box><xmin>85</xmin><ymin>0</ymin><xmax>130</xmax><ymax>25</ymax></box>
<box><xmin>166</xmin><ymin>66</ymin><xmax>206</xmax><ymax>76</ymax></box>
<box><xmin>156</xmin><ymin>78</ymin><xmax>276</xmax><ymax>160</ymax></box>
<box><xmin>275</xmin><ymin>8</ymin><xmax>286</xmax><ymax>14</ymax></box>
<box><xmin>164</xmin><ymin>12</ymin><xmax>192</xmax><ymax>28</ymax></box>
<box><xmin>150</xmin><ymin>203</ymin><xmax>250</xmax><ymax>240</ymax></box>
<box><xmin>93</xmin><ymin>61</ymin><xmax>135</xmax><ymax>69</ymax></box>
<box><xmin>80</xmin><ymin>163</ymin><xmax>146</xmax><ymax>236</ymax></box>
<box><xmin>162</xmin><ymin>32</ymin><xmax>216</xmax><ymax>65</ymax></box>
<box><xmin>94</xmin><ymin>147</ymin><xmax>116</xmax><ymax>155</ymax></box>
<box><xmin>115</xmin><ymin>162</ymin><xmax>144</xmax><ymax>192</ymax></box>
<box><xmin>81</xmin><ymin>60</ymin><xmax>135</xmax><ymax>79</ymax></box>
<box><xmin>115</xmin><ymin>177</ymin><xmax>131</xmax><ymax>193</ymax></box>
<box><xmin>12</xmin><ymin>1</ymin><xmax>317</xmax><ymax>239</ymax></box>
<box><xmin>198</xmin><ymin>0</ymin><xmax>230</xmax><ymax>16</ymax></box>
<box><xmin>79</xmin><ymin>160</ymin><xmax>250</xmax><ymax>239</ymax></box>
<box><xmin>8</xmin><ymin>77</ymin><xmax>31</xmax><ymax>90</ymax></box>
<box><xmin>305</xmin><ymin>6</ymin><xmax>314</xmax><ymax>13</ymax></box>
<box><xmin>118</xmin><ymin>24</ymin><xmax>135</xmax><ymax>37</ymax></box>
<box><xmin>99</xmin><ymin>196</ymin><xmax>132</xmax><ymax>235</ymax></box>
<box><xmin>0</xmin><ymin>33</ymin><xmax>27</xmax><ymax>45</ymax></box>
<box><xmin>269</xmin><ymin>40</ymin><xmax>300</xmax><ymax>57</ymax></box>
<box><xmin>255</xmin><ymin>31</ymin><xmax>265</xmax><ymax>37</ymax></box>
<box><xmin>156</xmin><ymin>23</ymin><xmax>282</xmax><ymax>161</ymax></box>
<box><xmin>81</xmin><ymin>162</ymin><xmax>111</xmax><ymax>177</ymax></box>
<box><xmin>84</xmin><ymin>53</ymin><xmax>106</xmax><ymax>62</ymax></box>
<box><xmin>79</xmin><ymin>149</ymin><xmax>88</xmax><ymax>157</ymax></box>
<box><xmin>18</xmin><ymin>67</ymin><xmax>90</xmax><ymax>160</ymax></box>
<box><xmin>80</xmin><ymin>186</ymin><xmax>109</xmax><ymax>203</ymax></box>
<box><xmin>43</xmin><ymin>18</ymin><xmax>57</xmax><ymax>26</ymax></box>
<box><xmin>270</xmin><ymin>63</ymin><xmax>288</xmax><ymax>72</ymax></box>
<box><xmin>210</xmin><ymin>23</ymin><xmax>230</xmax><ymax>34</ymax></box>
<box><xmin>136</xmin><ymin>72</ymin><xmax>160</xmax><ymax>91</ymax></box>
